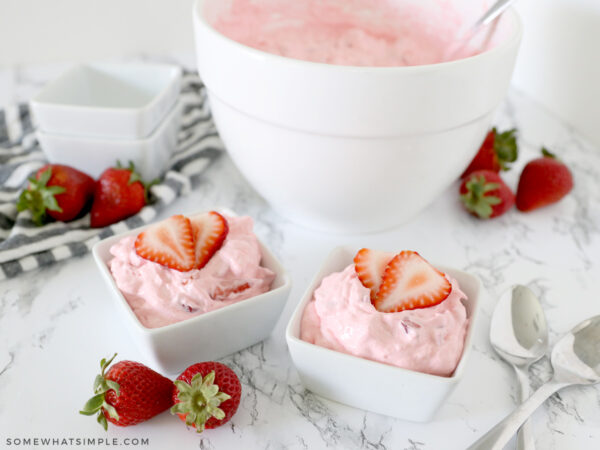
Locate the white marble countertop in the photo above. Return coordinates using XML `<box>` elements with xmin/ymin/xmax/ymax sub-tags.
<box><xmin>1</xmin><ymin>61</ymin><xmax>599</xmax><ymax>450</ymax></box>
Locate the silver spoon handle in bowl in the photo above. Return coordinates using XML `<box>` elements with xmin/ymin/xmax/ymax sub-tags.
<box><xmin>513</xmin><ymin>366</ymin><xmax>535</xmax><ymax>450</ymax></box>
<box><xmin>473</xmin><ymin>0</ymin><xmax>518</xmax><ymax>29</ymax></box>
<box><xmin>467</xmin><ymin>380</ymin><xmax>569</xmax><ymax>450</ymax></box>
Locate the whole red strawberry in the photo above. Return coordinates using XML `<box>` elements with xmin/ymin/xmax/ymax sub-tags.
<box><xmin>461</xmin><ymin>128</ymin><xmax>518</xmax><ymax>179</ymax></box>
<box><xmin>17</xmin><ymin>164</ymin><xmax>94</xmax><ymax>225</ymax></box>
<box><xmin>516</xmin><ymin>148</ymin><xmax>574</xmax><ymax>212</ymax></box>
<box><xmin>80</xmin><ymin>354</ymin><xmax>173</xmax><ymax>430</ymax></box>
<box><xmin>171</xmin><ymin>362</ymin><xmax>241</xmax><ymax>433</ymax></box>
<box><xmin>460</xmin><ymin>170</ymin><xmax>515</xmax><ymax>219</ymax></box>
<box><xmin>90</xmin><ymin>162</ymin><xmax>150</xmax><ymax>228</ymax></box>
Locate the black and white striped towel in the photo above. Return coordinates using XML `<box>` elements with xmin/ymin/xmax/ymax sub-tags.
<box><xmin>0</xmin><ymin>71</ymin><xmax>223</xmax><ymax>280</ymax></box>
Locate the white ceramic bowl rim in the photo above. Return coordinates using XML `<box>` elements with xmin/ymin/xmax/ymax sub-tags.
<box><xmin>31</xmin><ymin>62</ymin><xmax>182</xmax><ymax>114</ymax></box>
<box><xmin>93</xmin><ymin>209</ymin><xmax>292</xmax><ymax>336</ymax></box>
<box><xmin>194</xmin><ymin>0</ymin><xmax>523</xmax><ymax>73</ymax></box>
<box><xmin>285</xmin><ymin>247</ymin><xmax>480</xmax><ymax>383</ymax></box>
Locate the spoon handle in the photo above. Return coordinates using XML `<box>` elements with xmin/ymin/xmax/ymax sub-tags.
<box><xmin>474</xmin><ymin>0</ymin><xmax>517</xmax><ymax>28</ymax></box>
<box><xmin>467</xmin><ymin>380</ymin><xmax>568</xmax><ymax>450</ymax></box>
<box><xmin>514</xmin><ymin>366</ymin><xmax>535</xmax><ymax>450</ymax></box>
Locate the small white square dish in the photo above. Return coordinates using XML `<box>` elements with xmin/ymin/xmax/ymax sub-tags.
<box><xmin>30</xmin><ymin>62</ymin><xmax>182</xmax><ymax>139</ymax></box>
<box><xmin>92</xmin><ymin>209</ymin><xmax>292</xmax><ymax>374</ymax></box>
<box><xmin>285</xmin><ymin>246</ymin><xmax>481</xmax><ymax>422</ymax></box>
<box><xmin>36</xmin><ymin>100</ymin><xmax>181</xmax><ymax>180</ymax></box>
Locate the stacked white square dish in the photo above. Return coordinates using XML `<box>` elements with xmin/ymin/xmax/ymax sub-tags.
<box><xmin>30</xmin><ymin>62</ymin><xmax>183</xmax><ymax>180</ymax></box>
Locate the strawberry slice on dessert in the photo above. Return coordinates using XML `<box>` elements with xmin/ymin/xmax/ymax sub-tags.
<box><xmin>189</xmin><ymin>211</ymin><xmax>229</xmax><ymax>270</ymax></box>
<box><xmin>353</xmin><ymin>248</ymin><xmax>395</xmax><ymax>300</ymax></box>
<box><xmin>373</xmin><ymin>251</ymin><xmax>451</xmax><ymax>313</ymax></box>
<box><xmin>134</xmin><ymin>215</ymin><xmax>196</xmax><ymax>271</ymax></box>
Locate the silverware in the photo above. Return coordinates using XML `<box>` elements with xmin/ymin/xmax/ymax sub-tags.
<box><xmin>472</xmin><ymin>0</ymin><xmax>519</xmax><ymax>30</ymax></box>
<box><xmin>490</xmin><ymin>285</ymin><xmax>549</xmax><ymax>449</ymax></box>
<box><xmin>444</xmin><ymin>0</ymin><xmax>518</xmax><ymax>61</ymax></box>
<box><xmin>468</xmin><ymin>315</ymin><xmax>600</xmax><ymax>450</ymax></box>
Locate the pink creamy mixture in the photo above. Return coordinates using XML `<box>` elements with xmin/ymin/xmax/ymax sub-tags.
<box><xmin>300</xmin><ymin>265</ymin><xmax>469</xmax><ymax>376</ymax></box>
<box><xmin>109</xmin><ymin>216</ymin><xmax>275</xmax><ymax>329</ymax></box>
<box><xmin>208</xmin><ymin>0</ymin><xmax>480</xmax><ymax>66</ymax></box>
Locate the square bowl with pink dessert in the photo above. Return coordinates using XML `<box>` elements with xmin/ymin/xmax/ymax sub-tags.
<box><xmin>93</xmin><ymin>209</ymin><xmax>291</xmax><ymax>374</ymax></box>
<box><xmin>286</xmin><ymin>246</ymin><xmax>481</xmax><ymax>422</ymax></box>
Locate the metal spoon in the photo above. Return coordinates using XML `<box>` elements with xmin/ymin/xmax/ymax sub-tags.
<box><xmin>473</xmin><ymin>0</ymin><xmax>519</xmax><ymax>30</ymax></box>
<box><xmin>490</xmin><ymin>285</ymin><xmax>548</xmax><ymax>450</ymax></box>
<box><xmin>444</xmin><ymin>0</ymin><xmax>518</xmax><ymax>61</ymax></box>
<box><xmin>468</xmin><ymin>315</ymin><xmax>600</xmax><ymax>450</ymax></box>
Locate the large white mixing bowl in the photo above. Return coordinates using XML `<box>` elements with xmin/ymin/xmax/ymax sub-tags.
<box><xmin>193</xmin><ymin>0</ymin><xmax>522</xmax><ymax>232</ymax></box>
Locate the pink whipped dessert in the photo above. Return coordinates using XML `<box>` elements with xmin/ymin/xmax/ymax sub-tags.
<box><xmin>208</xmin><ymin>0</ymin><xmax>488</xmax><ymax>66</ymax></box>
<box><xmin>300</xmin><ymin>250</ymin><xmax>469</xmax><ymax>376</ymax></box>
<box><xmin>109</xmin><ymin>215</ymin><xmax>275</xmax><ymax>328</ymax></box>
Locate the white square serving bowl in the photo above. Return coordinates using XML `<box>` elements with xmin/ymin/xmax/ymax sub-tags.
<box><xmin>30</xmin><ymin>62</ymin><xmax>182</xmax><ymax>139</ymax></box>
<box><xmin>36</xmin><ymin>100</ymin><xmax>181</xmax><ymax>180</ymax></box>
<box><xmin>285</xmin><ymin>246</ymin><xmax>481</xmax><ymax>422</ymax></box>
<box><xmin>92</xmin><ymin>210</ymin><xmax>292</xmax><ymax>374</ymax></box>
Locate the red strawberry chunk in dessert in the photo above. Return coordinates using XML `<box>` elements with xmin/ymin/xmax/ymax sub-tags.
<box><xmin>212</xmin><ymin>282</ymin><xmax>251</xmax><ymax>301</ymax></box>
<box><xmin>353</xmin><ymin>248</ymin><xmax>395</xmax><ymax>300</ymax></box>
<box><xmin>373</xmin><ymin>251</ymin><xmax>451</xmax><ymax>313</ymax></box>
<box><xmin>134</xmin><ymin>215</ymin><xmax>196</xmax><ymax>271</ymax></box>
<box><xmin>189</xmin><ymin>211</ymin><xmax>229</xmax><ymax>270</ymax></box>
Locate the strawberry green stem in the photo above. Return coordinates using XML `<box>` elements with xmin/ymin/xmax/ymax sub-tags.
<box><xmin>171</xmin><ymin>371</ymin><xmax>231</xmax><ymax>433</ymax></box>
<box><xmin>460</xmin><ymin>175</ymin><xmax>502</xmax><ymax>219</ymax></box>
<box><xmin>541</xmin><ymin>147</ymin><xmax>556</xmax><ymax>159</ymax></box>
<box><xmin>493</xmin><ymin>128</ymin><xmax>518</xmax><ymax>170</ymax></box>
<box><xmin>115</xmin><ymin>160</ymin><xmax>157</xmax><ymax>204</ymax></box>
<box><xmin>79</xmin><ymin>353</ymin><xmax>121</xmax><ymax>431</ymax></box>
<box><xmin>16</xmin><ymin>167</ymin><xmax>66</xmax><ymax>226</ymax></box>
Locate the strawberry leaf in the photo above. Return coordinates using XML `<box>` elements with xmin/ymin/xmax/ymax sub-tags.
<box><xmin>79</xmin><ymin>393</ymin><xmax>105</xmax><ymax>415</ymax></box>
<box><xmin>493</xmin><ymin>128</ymin><xmax>518</xmax><ymax>170</ymax></box>
<box><xmin>81</xmin><ymin>353</ymin><xmax>119</xmax><ymax>431</ymax></box>
<box><xmin>541</xmin><ymin>147</ymin><xmax>557</xmax><ymax>159</ymax></box>
<box><xmin>102</xmin><ymin>403</ymin><xmax>119</xmax><ymax>420</ymax></box>
<box><xmin>16</xmin><ymin>168</ymin><xmax>66</xmax><ymax>226</ymax></box>
<box><xmin>461</xmin><ymin>175</ymin><xmax>502</xmax><ymax>219</ymax></box>
<box><xmin>171</xmin><ymin>370</ymin><xmax>231</xmax><ymax>433</ymax></box>
<box><xmin>106</xmin><ymin>380</ymin><xmax>120</xmax><ymax>396</ymax></box>
<box><xmin>97</xmin><ymin>413</ymin><xmax>108</xmax><ymax>431</ymax></box>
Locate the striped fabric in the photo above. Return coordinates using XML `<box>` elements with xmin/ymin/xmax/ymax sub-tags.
<box><xmin>0</xmin><ymin>71</ymin><xmax>223</xmax><ymax>279</ymax></box>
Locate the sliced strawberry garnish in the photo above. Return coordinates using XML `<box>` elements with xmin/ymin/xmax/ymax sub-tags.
<box><xmin>189</xmin><ymin>211</ymin><xmax>229</xmax><ymax>270</ymax></box>
<box><xmin>353</xmin><ymin>248</ymin><xmax>395</xmax><ymax>300</ymax></box>
<box><xmin>373</xmin><ymin>251</ymin><xmax>451</xmax><ymax>313</ymax></box>
<box><xmin>134</xmin><ymin>215</ymin><xmax>196</xmax><ymax>271</ymax></box>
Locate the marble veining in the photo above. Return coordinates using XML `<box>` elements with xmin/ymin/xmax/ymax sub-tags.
<box><xmin>0</xmin><ymin>58</ymin><xmax>599</xmax><ymax>450</ymax></box>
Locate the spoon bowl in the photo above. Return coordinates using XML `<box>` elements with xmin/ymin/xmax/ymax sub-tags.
<box><xmin>489</xmin><ymin>285</ymin><xmax>548</xmax><ymax>449</ymax></box>
<box><xmin>552</xmin><ymin>316</ymin><xmax>600</xmax><ymax>384</ymax></box>
<box><xmin>469</xmin><ymin>315</ymin><xmax>600</xmax><ymax>450</ymax></box>
<box><xmin>490</xmin><ymin>285</ymin><xmax>549</xmax><ymax>366</ymax></box>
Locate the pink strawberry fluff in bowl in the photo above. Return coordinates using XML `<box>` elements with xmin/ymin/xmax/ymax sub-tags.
<box><xmin>109</xmin><ymin>214</ymin><xmax>275</xmax><ymax>328</ymax></box>
<box><xmin>300</xmin><ymin>264</ymin><xmax>468</xmax><ymax>377</ymax></box>
<box><xmin>210</xmin><ymin>0</ymin><xmax>483</xmax><ymax>67</ymax></box>
<box><xmin>92</xmin><ymin>209</ymin><xmax>291</xmax><ymax>373</ymax></box>
<box><xmin>193</xmin><ymin>0</ymin><xmax>522</xmax><ymax>233</ymax></box>
<box><xmin>285</xmin><ymin>246</ymin><xmax>481</xmax><ymax>421</ymax></box>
